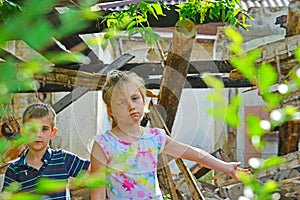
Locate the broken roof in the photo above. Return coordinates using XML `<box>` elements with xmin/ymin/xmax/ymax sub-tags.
<box><xmin>94</xmin><ymin>0</ymin><xmax>291</xmax><ymax>11</ymax></box>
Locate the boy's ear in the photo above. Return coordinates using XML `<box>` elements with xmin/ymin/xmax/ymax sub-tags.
<box><xmin>51</xmin><ymin>127</ymin><xmax>57</xmax><ymax>138</ymax></box>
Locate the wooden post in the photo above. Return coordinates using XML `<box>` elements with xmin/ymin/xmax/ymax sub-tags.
<box><xmin>286</xmin><ymin>0</ymin><xmax>300</xmax><ymax>37</ymax></box>
<box><xmin>278</xmin><ymin>0</ymin><xmax>300</xmax><ymax>155</ymax></box>
<box><xmin>158</xmin><ymin>18</ymin><xmax>196</xmax><ymax>130</ymax></box>
<box><xmin>155</xmin><ymin>18</ymin><xmax>205</xmax><ymax>199</ymax></box>
<box><xmin>278</xmin><ymin>121</ymin><xmax>300</xmax><ymax>156</ymax></box>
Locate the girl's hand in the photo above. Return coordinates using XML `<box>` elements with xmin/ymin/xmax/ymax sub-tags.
<box><xmin>226</xmin><ymin>162</ymin><xmax>250</xmax><ymax>180</ymax></box>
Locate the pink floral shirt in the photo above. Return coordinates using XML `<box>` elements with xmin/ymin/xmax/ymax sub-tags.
<box><xmin>94</xmin><ymin>127</ymin><xmax>167</xmax><ymax>200</ymax></box>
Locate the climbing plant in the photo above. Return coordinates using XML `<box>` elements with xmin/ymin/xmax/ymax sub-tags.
<box><xmin>97</xmin><ymin>0</ymin><xmax>253</xmax><ymax>49</ymax></box>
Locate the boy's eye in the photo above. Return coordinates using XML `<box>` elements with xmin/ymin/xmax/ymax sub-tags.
<box><xmin>42</xmin><ymin>127</ymin><xmax>50</xmax><ymax>131</ymax></box>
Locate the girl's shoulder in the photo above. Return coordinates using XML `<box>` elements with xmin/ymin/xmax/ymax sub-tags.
<box><xmin>94</xmin><ymin>130</ymin><xmax>120</xmax><ymax>147</ymax></box>
<box><xmin>144</xmin><ymin>127</ymin><xmax>166</xmax><ymax>136</ymax></box>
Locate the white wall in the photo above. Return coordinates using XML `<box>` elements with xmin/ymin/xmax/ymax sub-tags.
<box><xmin>52</xmin><ymin>91</ymin><xmax>101</xmax><ymax>159</ymax></box>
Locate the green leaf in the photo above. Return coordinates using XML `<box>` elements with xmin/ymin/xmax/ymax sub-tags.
<box><xmin>22</xmin><ymin>0</ymin><xmax>56</xmax><ymax>17</ymax></box>
<box><xmin>263</xmin><ymin>93</ymin><xmax>282</xmax><ymax>110</ymax></box>
<box><xmin>10</xmin><ymin>192</ymin><xmax>42</xmax><ymax>200</ymax></box>
<box><xmin>3</xmin><ymin>182</ymin><xmax>21</xmax><ymax>193</ymax></box>
<box><xmin>146</xmin><ymin>3</ymin><xmax>157</xmax><ymax>19</ymax></box>
<box><xmin>202</xmin><ymin>74</ymin><xmax>224</xmax><ymax>90</ymax></box>
<box><xmin>246</xmin><ymin>115</ymin><xmax>265</xmax><ymax>137</ymax></box>
<box><xmin>262</xmin><ymin>180</ymin><xmax>279</xmax><ymax>194</ymax></box>
<box><xmin>0</xmin><ymin>139</ymin><xmax>9</xmax><ymax>159</ymax></box>
<box><xmin>295</xmin><ymin>46</ymin><xmax>300</xmax><ymax>62</ymax></box>
<box><xmin>35</xmin><ymin>178</ymin><xmax>67</xmax><ymax>194</ymax></box>
<box><xmin>258</xmin><ymin>157</ymin><xmax>286</xmax><ymax>171</ymax></box>
<box><xmin>152</xmin><ymin>3</ymin><xmax>164</xmax><ymax>16</ymax></box>
<box><xmin>257</xmin><ymin>63</ymin><xmax>278</xmax><ymax>94</ymax></box>
<box><xmin>57</xmin><ymin>11</ymin><xmax>88</xmax><ymax>37</ymax></box>
<box><xmin>225</xmin><ymin>95</ymin><xmax>242</xmax><ymax>127</ymax></box>
<box><xmin>26</xmin><ymin>23</ymin><xmax>54</xmax><ymax>49</ymax></box>
<box><xmin>101</xmin><ymin>37</ymin><xmax>109</xmax><ymax>50</ymax></box>
<box><xmin>127</xmin><ymin>21</ymin><xmax>137</xmax><ymax>30</ymax></box>
<box><xmin>224</xmin><ymin>28</ymin><xmax>243</xmax><ymax>45</ymax></box>
<box><xmin>45</xmin><ymin>52</ymin><xmax>86</xmax><ymax>65</ymax></box>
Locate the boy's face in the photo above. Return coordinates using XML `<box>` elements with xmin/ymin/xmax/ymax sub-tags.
<box><xmin>26</xmin><ymin>116</ymin><xmax>57</xmax><ymax>152</ymax></box>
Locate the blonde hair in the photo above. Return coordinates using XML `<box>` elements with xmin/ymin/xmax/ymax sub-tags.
<box><xmin>102</xmin><ymin>70</ymin><xmax>146</xmax><ymax>127</ymax></box>
<box><xmin>22</xmin><ymin>103</ymin><xmax>56</xmax><ymax>129</ymax></box>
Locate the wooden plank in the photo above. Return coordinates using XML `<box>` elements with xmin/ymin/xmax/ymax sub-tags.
<box><xmin>52</xmin><ymin>53</ymin><xmax>134</xmax><ymax>114</ymax></box>
<box><xmin>120</xmin><ymin>60</ymin><xmax>234</xmax><ymax>75</ymax></box>
<box><xmin>254</xmin><ymin>34</ymin><xmax>300</xmax><ymax>66</ymax></box>
<box><xmin>33</xmin><ymin>71</ymin><xmax>253</xmax><ymax>92</ymax></box>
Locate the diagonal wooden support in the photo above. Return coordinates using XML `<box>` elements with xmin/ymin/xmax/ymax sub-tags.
<box><xmin>146</xmin><ymin>100</ymin><xmax>179</xmax><ymax>200</ymax></box>
<box><xmin>148</xmin><ymin>100</ymin><xmax>205</xmax><ymax>200</ymax></box>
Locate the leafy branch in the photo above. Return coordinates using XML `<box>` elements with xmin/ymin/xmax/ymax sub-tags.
<box><xmin>99</xmin><ymin>0</ymin><xmax>254</xmax><ymax>49</ymax></box>
<box><xmin>176</xmin><ymin>0</ymin><xmax>253</xmax><ymax>30</ymax></box>
<box><xmin>99</xmin><ymin>1</ymin><xmax>167</xmax><ymax>49</ymax></box>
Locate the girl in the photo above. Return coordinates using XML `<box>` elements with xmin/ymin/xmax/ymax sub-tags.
<box><xmin>90</xmin><ymin>70</ymin><xmax>249</xmax><ymax>199</ymax></box>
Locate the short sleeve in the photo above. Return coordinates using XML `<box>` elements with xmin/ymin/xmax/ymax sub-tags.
<box><xmin>149</xmin><ymin>127</ymin><xmax>167</xmax><ymax>154</ymax></box>
<box><xmin>64</xmin><ymin>150</ymin><xmax>90</xmax><ymax>177</ymax></box>
<box><xmin>2</xmin><ymin>164</ymin><xmax>17</xmax><ymax>191</ymax></box>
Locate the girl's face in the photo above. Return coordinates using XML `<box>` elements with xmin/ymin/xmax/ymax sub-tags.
<box><xmin>108</xmin><ymin>81</ymin><xmax>145</xmax><ymax>127</ymax></box>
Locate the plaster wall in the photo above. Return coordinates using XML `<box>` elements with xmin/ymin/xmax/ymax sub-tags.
<box><xmin>214</xmin><ymin>7</ymin><xmax>287</xmax><ymax>60</ymax></box>
<box><xmin>52</xmin><ymin>91</ymin><xmax>100</xmax><ymax>159</ymax></box>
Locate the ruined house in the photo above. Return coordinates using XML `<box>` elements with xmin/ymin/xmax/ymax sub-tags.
<box><xmin>1</xmin><ymin>0</ymin><xmax>300</xmax><ymax>199</ymax></box>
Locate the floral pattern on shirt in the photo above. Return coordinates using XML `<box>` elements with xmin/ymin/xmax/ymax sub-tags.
<box><xmin>94</xmin><ymin>127</ymin><xmax>166</xmax><ymax>199</ymax></box>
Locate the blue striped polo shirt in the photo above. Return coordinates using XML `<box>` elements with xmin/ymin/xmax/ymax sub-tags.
<box><xmin>2</xmin><ymin>148</ymin><xmax>90</xmax><ymax>199</ymax></box>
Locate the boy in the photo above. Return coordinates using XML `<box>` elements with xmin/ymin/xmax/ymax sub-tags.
<box><xmin>2</xmin><ymin>103</ymin><xmax>90</xmax><ymax>199</ymax></box>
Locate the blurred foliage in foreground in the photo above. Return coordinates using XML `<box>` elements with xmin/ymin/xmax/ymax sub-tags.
<box><xmin>0</xmin><ymin>0</ymin><xmax>107</xmax><ymax>199</ymax></box>
<box><xmin>203</xmin><ymin>28</ymin><xmax>300</xmax><ymax>199</ymax></box>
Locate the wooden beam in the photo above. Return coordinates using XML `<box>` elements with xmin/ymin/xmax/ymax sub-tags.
<box><xmin>120</xmin><ymin>60</ymin><xmax>234</xmax><ymax>75</ymax></box>
<box><xmin>155</xmin><ymin>18</ymin><xmax>205</xmax><ymax>200</ymax></box>
<box><xmin>31</xmin><ymin>60</ymin><xmax>240</xmax><ymax>92</ymax></box>
<box><xmin>254</xmin><ymin>34</ymin><xmax>300</xmax><ymax>73</ymax></box>
<box><xmin>33</xmin><ymin>75</ymin><xmax>253</xmax><ymax>92</ymax></box>
<box><xmin>52</xmin><ymin>53</ymin><xmax>134</xmax><ymax>114</ymax></box>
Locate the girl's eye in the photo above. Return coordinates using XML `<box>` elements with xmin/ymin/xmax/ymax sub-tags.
<box><xmin>118</xmin><ymin>100</ymin><xmax>126</xmax><ymax>105</ymax></box>
<box><xmin>132</xmin><ymin>96</ymin><xmax>140</xmax><ymax>101</ymax></box>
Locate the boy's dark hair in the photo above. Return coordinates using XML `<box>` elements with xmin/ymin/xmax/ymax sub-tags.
<box><xmin>22</xmin><ymin>103</ymin><xmax>56</xmax><ymax>128</ymax></box>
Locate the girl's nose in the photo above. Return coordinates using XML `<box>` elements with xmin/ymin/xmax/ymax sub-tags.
<box><xmin>128</xmin><ymin>100</ymin><xmax>134</xmax><ymax>110</ymax></box>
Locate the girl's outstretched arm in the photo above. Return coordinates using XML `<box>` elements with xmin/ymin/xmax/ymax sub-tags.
<box><xmin>163</xmin><ymin>136</ymin><xmax>249</xmax><ymax>179</ymax></box>
<box><xmin>90</xmin><ymin>141</ymin><xmax>107</xmax><ymax>200</ymax></box>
